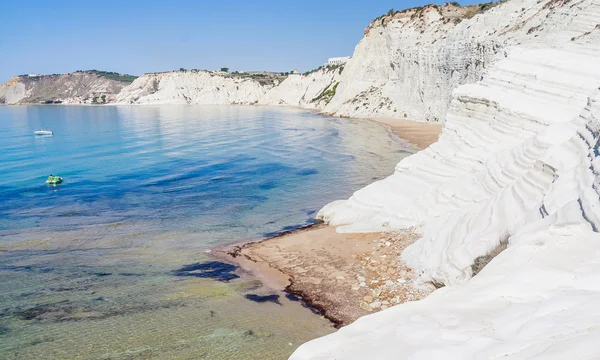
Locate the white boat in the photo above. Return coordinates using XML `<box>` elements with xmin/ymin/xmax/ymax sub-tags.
<box><xmin>34</xmin><ymin>130</ymin><xmax>53</xmax><ymax>136</ymax></box>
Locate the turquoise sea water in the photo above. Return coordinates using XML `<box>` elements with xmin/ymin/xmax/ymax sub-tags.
<box><xmin>0</xmin><ymin>105</ymin><xmax>413</xmax><ymax>359</ymax></box>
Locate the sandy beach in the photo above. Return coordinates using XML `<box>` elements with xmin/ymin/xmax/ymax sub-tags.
<box><xmin>368</xmin><ymin>117</ymin><xmax>442</xmax><ymax>149</ymax></box>
<box><xmin>216</xmin><ymin>118</ymin><xmax>441</xmax><ymax>327</ymax></box>
<box><xmin>217</xmin><ymin>225</ymin><xmax>431</xmax><ymax>327</ymax></box>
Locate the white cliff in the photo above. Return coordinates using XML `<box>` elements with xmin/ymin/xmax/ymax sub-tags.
<box><xmin>298</xmin><ymin>0</ymin><xmax>600</xmax><ymax>358</ymax></box>
<box><xmin>323</xmin><ymin>0</ymin><xmax>598</xmax><ymax>121</ymax></box>
<box><xmin>265</xmin><ymin>67</ymin><xmax>344</xmax><ymax>109</ymax></box>
<box><xmin>115</xmin><ymin>70</ymin><xmax>267</xmax><ymax>105</ymax></box>
<box><xmin>114</xmin><ymin>0</ymin><xmax>593</xmax><ymax>124</ymax></box>
<box><xmin>116</xmin><ymin>67</ymin><xmax>344</xmax><ymax>109</ymax></box>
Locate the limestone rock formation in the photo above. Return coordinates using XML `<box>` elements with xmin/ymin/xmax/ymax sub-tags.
<box><xmin>0</xmin><ymin>71</ymin><xmax>135</xmax><ymax>105</ymax></box>
<box><xmin>115</xmin><ymin>67</ymin><xmax>344</xmax><ymax>109</ymax></box>
<box><xmin>299</xmin><ymin>0</ymin><xmax>600</xmax><ymax>358</ymax></box>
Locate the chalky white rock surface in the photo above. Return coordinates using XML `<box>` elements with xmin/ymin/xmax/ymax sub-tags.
<box><xmin>115</xmin><ymin>0</ymin><xmax>599</xmax><ymax>123</ymax></box>
<box><xmin>115</xmin><ymin>71</ymin><xmax>268</xmax><ymax>105</ymax></box>
<box><xmin>116</xmin><ymin>67</ymin><xmax>343</xmax><ymax>108</ymax></box>
<box><xmin>300</xmin><ymin>0</ymin><xmax>600</xmax><ymax>358</ymax></box>
<box><xmin>292</xmin><ymin>223</ymin><xmax>600</xmax><ymax>359</ymax></box>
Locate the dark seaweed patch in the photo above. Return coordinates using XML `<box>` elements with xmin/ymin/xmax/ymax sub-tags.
<box><xmin>1</xmin><ymin>265</ymin><xmax>54</xmax><ymax>273</ymax></box>
<box><xmin>173</xmin><ymin>261</ymin><xmax>239</xmax><ymax>282</ymax></box>
<box><xmin>49</xmin><ymin>283</ymin><xmax>94</xmax><ymax>292</ymax></box>
<box><xmin>263</xmin><ymin>219</ymin><xmax>318</xmax><ymax>238</ymax></box>
<box><xmin>29</xmin><ymin>337</ymin><xmax>55</xmax><ymax>346</ymax></box>
<box><xmin>285</xmin><ymin>293</ymin><xmax>322</xmax><ymax>315</ymax></box>
<box><xmin>118</xmin><ymin>272</ymin><xmax>144</xmax><ymax>277</ymax></box>
<box><xmin>13</xmin><ymin>299</ymin><xmax>185</xmax><ymax>323</ymax></box>
<box><xmin>296</xmin><ymin>169</ymin><xmax>318</xmax><ymax>176</ymax></box>
<box><xmin>244</xmin><ymin>294</ymin><xmax>281</xmax><ymax>305</ymax></box>
<box><xmin>16</xmin><ymin>300</ymin><xmax>72</xmax><ymax>321</ymax></box>
<box><xmin>0</xmin><ymin>326</ymin><xmax>9</xmax><ymax>336</ymax></box>
<box><xmin>94</xmin><ymin>272</ymin><xmax>112</xmax><ymax>277</ymax></box>
<box><xmin>285</xmin><ymin>293</ymin><xmax>301</xmax><ymax>302</ymax></box>
<box><xmin>258</xmin><ymin>181</ymin><xmax>277</xmax><ymax>190</ymax></box>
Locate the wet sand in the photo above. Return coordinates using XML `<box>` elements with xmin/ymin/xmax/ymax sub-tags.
<box><xmin>368</xmin><ymin>117</ymin><xmax>442</xmax><ymax>149</ymax></box>
<box><xmin>217</xmin><ymin>226</ymin><xmax>432</xmax><ymax>327</ymax></box>
<box><xmin>216</xmin><ymin>117</ymin><xmax>441</xmax><ymax>327</ymax></box>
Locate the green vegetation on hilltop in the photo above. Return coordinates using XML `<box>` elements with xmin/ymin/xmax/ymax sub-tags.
<box><xmin>75</xmin><ymin>70</ymin><xmax>138</xmax><ymax>83</ymax></box>
<box><xmin>372</xmin><ymin>0</ymin><xmax>504</xmax><ymax>23</ymax></box>
<box><xmin>303</xmin><ymin>64</ymin><xmax>345</xmax><ymax>76</ymax></box>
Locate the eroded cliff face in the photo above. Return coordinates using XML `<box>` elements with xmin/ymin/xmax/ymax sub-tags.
<box><xmin>324</xmin><ymin>0</ymin><xmax>592</xmax><ymax>121</ymax></box>
<box><xmin>265</xmin><ymin>66</ymin><xmax>344</xmax><ymax>109</ymax></box>
<box><xmin>0</xmin><ymin>71</ymin><xmax>134</xmax><ymax>105</ymax></box>
<box><xmin>320</xmin><ymin>0</ymin><xmax>600</xmax><ymax>284</ymax></box>
<box><xmin>115</xmin><ymin>71</ymin><xmax>269</xmax><ymax>105</ymax></box>
<box><xmin>115</xmin><ymin>67</ymin><xmax>345</xmax><ymax>110</ymax></box>
<box><xmin>115</xmin><ymin>0</ymin><xmax>589</xmax><ymax>123</ymax></box>
<box><xmin>298</xmin><ymin>0</ymin><xmax>600</xmax><ymax>358</ymax></box>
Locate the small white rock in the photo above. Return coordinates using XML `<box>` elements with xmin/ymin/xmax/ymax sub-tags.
<box><xmin>372</xmin><ymin>288</ymin><xmax>382</xmax><ymax>297</ymax></box>
<box><xmin>385</xmin><ymin>242</ymin><xmax>391</xmax><ymax>247</ymax></box>
<box><xmin>360</xmin><ymin>301</ymin><xmax>372</xmax><ymax>312</ymax></box>
<box><xmin>370</xmin><ymin>301</ymin><xmax>382</xmax><ymax>309</ymax></box>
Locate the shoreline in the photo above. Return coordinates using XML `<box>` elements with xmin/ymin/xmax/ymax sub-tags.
<box><xmin>213</xmin><ymin>116</ymin><xmax>441</xmax><ymax>327</ymax></box>
<box><xmin>366</xmin><ymin>117</ymin><xmax>442</xmax><ymax>150</ymax></box>
<box><xmin>6</xmin><ymin>103</ymin><xmax>442</xmax><ymax>150</ymax></box>
<box><xmin>214</xmin><ymin>225</ymin><xmax>432</xmax><ymax>327</ymax></box>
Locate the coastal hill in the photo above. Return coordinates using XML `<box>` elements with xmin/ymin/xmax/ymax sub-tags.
<box><xmin>2</xmin><ymin>0</ymin><xmax>600</xmax><ymax>356</ymax></box>
<box><xmin>0</xmin><ymin>70</ymin><xmax>136</xmax><ymax>105</ymax></box>
<box><xmin>114</xmin><ymin>0</ymin><xmax>498</xmax><ymax>120</ymax></box>
<box><xmin>113</xmin><ymin>66</ymin><xmax>345</xmax><ymax>110</ymax></box>
<box><xmin>294</xmin><ymin>0</ymin><xmax>600</xmax><ymax>358</ymax></box>
<box><xmin>3</xmin><ymin>0</ymin><xmax>587</xmax><ymax>124</ymax></box>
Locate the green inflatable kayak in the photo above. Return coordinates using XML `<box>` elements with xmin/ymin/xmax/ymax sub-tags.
<box><xmin>46</xmin><ymin>176</ymin><xmax>63</xmax><ymax>185</ymax></box>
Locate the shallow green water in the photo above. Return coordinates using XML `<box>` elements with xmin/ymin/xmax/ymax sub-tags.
<box><xmin>0</xmin><ymin>105</ymin><xmax>413</xmax><ymax>359</ymax></box>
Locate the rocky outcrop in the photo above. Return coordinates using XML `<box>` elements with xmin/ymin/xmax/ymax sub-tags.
<box><xmin>0</xmin><ymin>71</ymin><xmax>135</xmax><ymax>105</ymax></box>
<box><xmin>2</xmin><ymin>0</ymin><xmax>592</xmax><ymax>123</ymax></box>
<box><xmin>115</xmin><ymin>70</ymin><xmax>268</xmax><ymax>105</ymax></box>
<box><xmin>322</xmin><ymin>0</ymin><xmax>596</xmax><ymax>121</ymax></box>
<box><xmin>319</xmin><ymin>0</ymin><xmax>600</xmax><ymax>281</ymax></box>
<box><xmin>115</xmin><ymin>67</ymin><xmax>344</xmax><ymax>109</ymax></box>
<box><xmin>115</xmin><ymin>0</ymin><xmax>593</xmax><ymax>124</ymax></box>
<box><xmin>297</xmin><ymin>0</ymin><xmax>600</xmax><ymax>358</ymax></box>
<box><xmin>265</xmin><ymin>66</ymin><xmax>344</xmax><ymax>109</ymax></box>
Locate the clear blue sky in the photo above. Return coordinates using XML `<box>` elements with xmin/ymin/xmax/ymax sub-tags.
<box><xmin>0</xmin><ymin>0</ymin><xmax>481</xmax><ymax>82</ymax></box>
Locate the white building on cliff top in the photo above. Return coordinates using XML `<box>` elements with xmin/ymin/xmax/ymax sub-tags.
<box><xmin>327</xmin><ymin>57</ymin><xmax>351</xmax><ymax>66</ymax></box>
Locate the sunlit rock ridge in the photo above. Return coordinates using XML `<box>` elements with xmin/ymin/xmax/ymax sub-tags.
<box><xmin>113</xmin><ymin>0</ymin><xmax>503</xmax><ymax>119</ymax></box>
<box><xmin>297</xmin><ymin>0</ymin><xmax>600</xmax><ymax>358</ymax></box>
<box><xmin>0</xmin><ymin>71</ymin><xmax>135</xmax><ymax>104</ymax></box>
